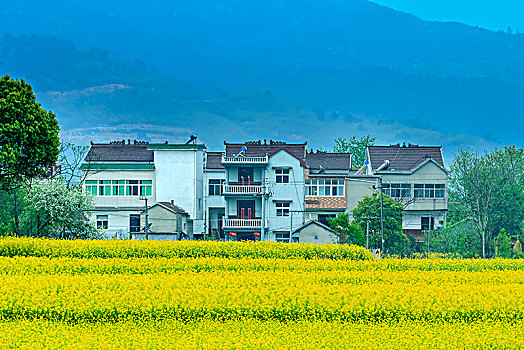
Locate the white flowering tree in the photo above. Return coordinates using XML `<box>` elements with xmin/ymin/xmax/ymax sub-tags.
<box><xmin>23</xmin><ymin>179</ymin><xmax>100</xmax><ymax>239</ymax></box>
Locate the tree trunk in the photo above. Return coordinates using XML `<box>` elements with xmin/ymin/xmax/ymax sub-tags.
<box><xmin>12</xmin><ymin>189</ymin><xmax>20</xmax><ymax>237</ymax></box>
<box><xmin>482</xmin><ymin>230</ymin><xmax>486</xmax><ymax>259</ymax></box>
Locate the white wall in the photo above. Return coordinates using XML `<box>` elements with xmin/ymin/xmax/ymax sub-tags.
<box><xmin>266</xmin><ymin>150</ymin><xmax>305</xmax><ymax>237</ymax></box>
<box><xmin>90</xmin><ymin>210</ymin><xmax>141</xmax><ymax>239</ymax></box>
<box><xmin>297</xmin><ymin>224</ymin><xmax>337</xmax><ymax>244</ymax></box>
<box><xmin>154</xmin><ymin>149</ymin><xmax>205</xmax><ymax>234</ymax></box>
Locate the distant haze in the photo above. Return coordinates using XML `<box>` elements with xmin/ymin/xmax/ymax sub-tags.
<box><xmin>1</xmin><ymin>0</ymin><xmax>523</xmax><ymax>160</ymax></box>
<box><xmin>372</xmin><ymin>0</ymin><xmax>524</xmax><ymax>32</ymax></box>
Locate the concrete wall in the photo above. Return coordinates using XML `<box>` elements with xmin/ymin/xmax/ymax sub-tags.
<box><xmin>296</xmin><ymin>223</ymin><xmax>337</xmax><ymax>244</ymax></box>
<box><xmin>266</xmin><ymin>150</ymin><xmax>305</xmax><ymax>238</ymax></box>
<box><xmin>90</xmin><ymin>209</ymin><xmax>141</xmax><ymax>239</ymax></box>
<box><xmin>380</xmin><ymin>161</ymin><xmax>448</xmax><ymax>212</ymax></box>
<box><xmin>346</xmin><ymin>179</ymin><xmax>375</xmax><ymax>219</ymax></box>
<box><xmin>154</xmin><ymin>149</ymin><xmax>205</xmax><ymax>234</ymax></box>
<box><xmin>141</xmin><ymin>205</ymin><xmax>188</xmax><ymax>234</ymax></box>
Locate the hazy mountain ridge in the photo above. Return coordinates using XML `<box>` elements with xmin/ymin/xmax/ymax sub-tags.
<box><xmin>1</xmin><ymin>1</ymin><xmax>523</xmax><ymax>153</ymax></box>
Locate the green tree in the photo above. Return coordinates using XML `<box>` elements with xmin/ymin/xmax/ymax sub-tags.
<box><xmin>0</xmin><ymin>75</ymin><xmax>60</xmax><ymax>189</ymax></box>
<box><xmin>495</xmin><ymin>230</ymin><xmax>512</xmax><ymax>258</ymax></box>
<box><xmin>352</xmin><ymin>193</ymin><xmax>408</xmax><ymax>254</ymax></box>
<box><xmin>23</xmin><ymin>179</ymin><xmax>99</xmax><ymax>239</ymax></box>
<box><xmin>449</xmin><ymin>146</ymin><xmax>524</xmax><ymax>258</ymax></box>
<box><xmin>327</xmin><ymin>213</ymin><xmax>365</xmax><ymax>246</ymax></box>
<box><xmin>333</xmin><ymin>136</ymin><xmax>376</xmax><ymax>167</ymax></box>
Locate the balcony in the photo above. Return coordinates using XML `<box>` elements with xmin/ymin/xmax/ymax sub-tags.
<box><xmin>223</xmin><ymin>185</ymin><xmax>263</xmax><ymax>196</ymax></box>
<box><xmin>222</xmin><ymin>218</ymin><xmax>267</xmax><ymax>230</ymax></box>
<box><xmin>221</xmin><ymin>155</ymin><xmax>268</xmax><ymax>166</ymax></box>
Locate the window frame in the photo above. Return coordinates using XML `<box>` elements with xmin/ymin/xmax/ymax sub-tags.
<box><xmin>129</xmin><ymin>214</ymin><xmax>141</xmax><ymax>233</ymax></box>
<box><xmin>275</xmin><ymin>168</ymin><xmax>290</xmax><ymax>184</ymax></box>
<box><xmin>276</xmin><ymin>202</ymin><xmax>291</xmax><ymax>217</ymax></box>
<box><xmin>275</xmin><ymin>231</ymin><xmax>290</xmax><ymax>243</ymax></box>
<box><xmin>306</xmin><ymin>179</ymin><xmax>345</xmax><ymax>197</ymax></box>
<box><xmin>208</xmin><ymin>179</ymin><xmax>225</xmax><ymax>196</ymax></box>
<box><xmin>96</xmin><ymin>215</ymin><xmax>108</xmax><ymax>229</ymax></box>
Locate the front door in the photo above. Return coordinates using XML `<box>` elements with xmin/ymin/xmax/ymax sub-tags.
<box><xmin>237</xmin><ymin>200</ymin><xmax>255</xmax><ymax>219</ymax></box>
<box><xmin>238</xmin><ymin>167</ymin><xmax>254</xmax><ymax>184</ymax></box>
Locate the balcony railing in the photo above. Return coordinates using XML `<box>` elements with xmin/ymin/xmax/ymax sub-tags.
<box><xmin>223</xmin><ymin>185</ymin><xmax>263</xmax><ymax>195</ymax></box>
<box><xmin>222</xmin><ymin>218</ymin><xmax>267</xmax><ymax>228</ymax></box>
<box><xmin>221</xmin><ymin>155</ymin><xmax>268</xmax><ymax>164</ymax></box>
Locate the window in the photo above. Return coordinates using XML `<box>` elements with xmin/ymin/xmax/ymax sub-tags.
<box><xmin>306</xmin><ymin>179</ymin><xmax>345</xmax><ymax>197</ymax></box>
<box><xmin>96</xmin><ymin>215</ymin><xmax>108</xmax><ymax>229</ymax></box>
<box><xmin>421</xmin><ymin>217</ymin><xmax>435</xmax><ymax>231</ymax></box>
<box><xmin>415</xmin><ymin>184</ymin><xmax>446</xmax><ymax>199</ymax></box>
<box><xmin>209</xmin><ymin>179</ymin><xmax>225</xmax><ymax>196</ymax></box>
<box><xmin>276</xmin><ymin>168</ymin><xmax>290</xmax><ymax>183</ymax></box>
<box><xmin>382</xmin><ymin>184</ymin><xmax>411</xmax><ymax>198</ymax></box>
<box><xmin>275</xmin><ymin>231</ymin><xmax>290</xmax><ymax>243</ymax></box>
<box><xmin>276</xmin><ymin>202</ymin><xmax>290</xmax><ymax>216</ymax></box>
<box><xmin>126</xmin><ymin>180</ymin><xmax>139</xmax><ymax>196</ymax></box>
<box><xmin>129</xmin><ymin>214</ymin><xmax>141</xmax><ymax>233</ymax></box>
<box><xmin>435</xmin><ymin>184</ymin><xmax>445</xmax><ymax>198</ymax></box>
<box><xmin>140</xmin><ymin>180</ymin><xmax>152</xmax><ymax>196</ymax></box>
<box><xmin>98</xmin><ymin>180</ymin><xmax>111</xmax><ymax>196</ymax></box>
<box><xmin>85</xmin><ymin>180</ymin><xmax>97</xmax><ymax>195</ymax></box>
<box><xmin>112</xmin><ymin>180</ymin><xmax>125</xmax><ymax>196</ymax></box>
<box><xmin>318</xmin><ymin>214</ymin><xmax>337</xmax><ymax>226</ymax></box>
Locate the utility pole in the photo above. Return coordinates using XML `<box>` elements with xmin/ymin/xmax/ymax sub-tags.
<box><xmin>366</xmin><ymin>219</ymin><xmax>369</xmax><ymax>249</ymax></box>
<box><xmin>379</xmin><ymin>176</ymin><xmax>384</xmax><ymax>253</ymax></box>
<box><xmin>140</xmin><ymin>196</ymin><xmax>149</xmax><ymax>240</ymax></box>
<box><xmin>361</xmin><ymin>216</ymin><xmax>378</xmax><ymax>250</ymax></box>
<box><xmin>427</xmin><ymin>214</ymin><xmax>432</xmax><ymax>253</ymax></box>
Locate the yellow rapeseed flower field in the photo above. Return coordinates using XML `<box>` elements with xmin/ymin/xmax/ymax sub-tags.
<box><xmin>0</xmin><ymin>238</ymin><xmax>521</xmax><ymax>349</ymax></box>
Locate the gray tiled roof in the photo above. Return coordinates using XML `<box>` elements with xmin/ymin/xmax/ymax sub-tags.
<box><xmin>368</xmin><ymin>144</ymin><xmax>444</xmax><ymax>171</ymax></box>
<box><xmin>306</xmin><ymin>151</ymin><xmax>351</xmax><ymax>170</ymax></box>
<box><xmin>85</xmin><ymin>143</ymin><xmax>154</xmax><ymax>162</ymax></box>
<box><xmin>206</xmin><ymin>152</ymin><xmax>225</xmax><ymax>170</ymax></box>
<box><xmin>224</xmin><ymin>140</ymin><xmax>307</xmax><ymax>159</ymax></box>
<box><xmin>157</xmin><ymin>202</ymin><xmax>189</xmax><ymax>216</ymax></box>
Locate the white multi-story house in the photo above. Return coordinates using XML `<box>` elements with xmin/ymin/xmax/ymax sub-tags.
<box><xmin>221</xmin><ymin>140</ymin><xmax>307</xmax><ymax>242</ymax></box>
<box><xmin>364</xmin><ymin>143</ymin><xmax>448</xmax><ymax>241</ymax></box>
<box><xmin>81</xmin><ymin>139</ymin><xmax>206</xmax><ymax>238</ymax></box>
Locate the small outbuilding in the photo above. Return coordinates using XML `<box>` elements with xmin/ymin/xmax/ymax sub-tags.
<box><xmin>134</xmin><ymin>201</ymin><xmax>190</xmax><ymax>240</ymax></box>
<box><xmin>291</xmin><ymin>220</ymin><xmax>338</xmax><ymax>244</ymax></box>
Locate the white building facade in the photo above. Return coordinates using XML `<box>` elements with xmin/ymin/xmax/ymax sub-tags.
<box><xmin>82</xmin><ymin>140</ymin><xmax>206</xmax><ymax>239</ymax></box>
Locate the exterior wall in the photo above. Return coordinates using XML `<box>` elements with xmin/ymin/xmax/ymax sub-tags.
<box><xmin>84</xmin><ymin>169</ymin><xmax>155</xmax><ymax>209</ymax></box>
<box><xmin>140</xmin><ymin>205</ymin><xmax>188</xmax><ymax>234</ymax></box>
<box><xmin>153</xmin><ymin>149</ymin><xmax>205</xmax><ymax>235</ymax></box>
<box><xmin>90</xmin><ymin>209</ymin><xmax>141</xmax><ymax>239</ymax></box>
<box><xmin>266</xmin><ymin>151</ymin><xmax>305</xmax><ymax>239</ymax></box>
<box><xmin>222</xmin><ymin>149</ymin><xmax>305</xmax><ymax>242</ymax></box>
<box><xmin>204</xmin><ymin>170</ymin><xmax>226</xmax><ymax>237</ymax></box>
<box><xmin>296</xmin><ymin>224</ymin><xmax>337</xmax><ymax>244</ymax></box>
<box><xmin>227</xmin><ymin>167</ymin><xmax>263</xmax><ymax>183</ymax></box>
<box><xmin>346</xmin><ymin>179</ymin><xmax>375</xmax><ymax>219</ymax></box>
<box><xmin>379</xmin><ymin>162</ymin><xmax>448</xmax><ymax>212</ymax></box>
<box><xmin>131</xmin><ymin>233</ymin><xmax>179</xmax><ymax>241</ymax></box>
<box><xmin>84</xmin><ymin>169</ymin><xmax>154</xmax><ymax>238</ymax></box>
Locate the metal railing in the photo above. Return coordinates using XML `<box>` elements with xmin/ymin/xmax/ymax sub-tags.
<box><xmin>222</xmin><ymin>218</ymin><xmax>266</xmax><ymax>228</ymax></box>
<box><xmin>221</xmin><ymin>155</ymin><xmax>268</xmax><ymax>164</ymax></box>
<box><xmin>223</xmin><ymin>185</ymin><xmax>263</xmax><ymax>195</ymax></box>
